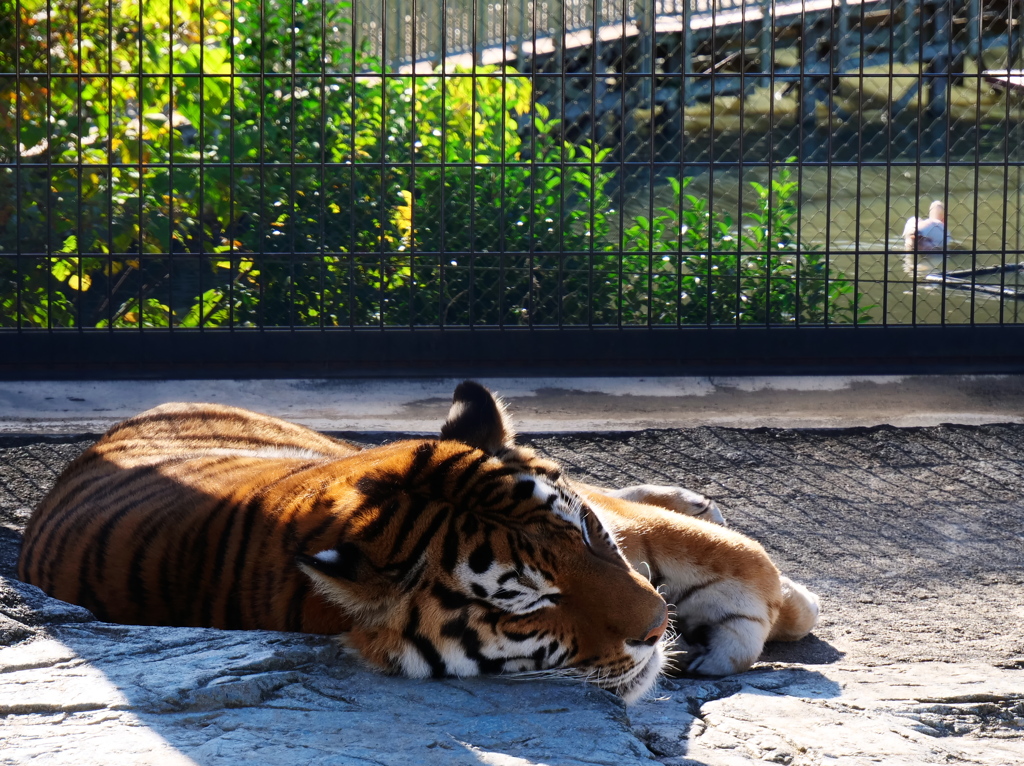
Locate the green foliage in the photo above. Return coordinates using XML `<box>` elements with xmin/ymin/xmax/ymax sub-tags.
<box><xmin>620</xmin><ymin>165</ymin><xmax>869</xmax><ymax>325</ymax></box>
<box><xmin>1</xmin><ymin>0</ymin><xmax>863</xmax><ymax>328</ymax></box>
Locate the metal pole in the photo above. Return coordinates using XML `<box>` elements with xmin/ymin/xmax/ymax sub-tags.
<box><xmin>635</xmin><ymin>0</ymin><xmax>654</xmax><ymax>107</ymax></box>
<box><xmin>684</xmin><ymin>0</ymin><xmax>695</xmax><ymax>104</ymax></box>
<box><xmin>761</xmin><ymin>0</ymin><xmax>772</xmax><ymax>78</ymax></box>
<box><xmin>552</xmin><ymin>0</ymin><xmax>564</xmax><ymax>63</ymax></box>
<box><xmin>903</xmin><ymin>0</ymin><xmax>918</xmax><ymax>65</ymax></box>
<box><xmin>549</xmin><ymin>0</ymin><xmax>564</xmax><ymax>122</ymax></box>
<box><xmin>1010</xmin><ymin>0</ymin><xmax>1022</xmax><ymax>69</ymax></box>
<box><xmin>478</xmin><ymin>0</ymin><xmax>488</xmax><ymax>63</ymax></box>
<box><xmin>837</xmin><ymin>0</ymin><xmax>849</xmax><ymax>70</ymax></box>
<box><xmin>517</xmin><ymin>0</ymin><xmax>527</xmax><ymax>70</ymax></box>
<box><xmin>400</xmin><ymin>0</ymin><xmax>408</xmax><ymax>64</ymax></box>
<box><xmin>930</xmin><ymin>0</ymin><xmax>950</xmax><ymax>117</ymax></box>
<box><xmin>800</xmin><ymin>13</ymin><xmax>818</xmax><ymax>140</ymax></box>
<box><xmin>968</xmin><ymin>0</ymin><xmax>981</xmax><ymax>62</ymax></box>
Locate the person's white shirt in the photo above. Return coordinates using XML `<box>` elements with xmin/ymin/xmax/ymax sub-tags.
<box><xmin>903</xmin><ymin>201</ymin><xmax>952</xmax><ymax>251</ymax></box>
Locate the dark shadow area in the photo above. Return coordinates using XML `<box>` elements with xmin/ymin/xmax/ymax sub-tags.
<box><xmin>0</xmin><ymin>435</ymin><xmax>96</xmax><ymax>579</ymax></box>
<box><xmin>759</xmin><ymin>634</ymin><xmax>845</xmax><ymax>665</ymax></box>
<box><xmin>665</xmin><ymin>634</ymin><xmax>845</xmax><ymax>678</ymax></box>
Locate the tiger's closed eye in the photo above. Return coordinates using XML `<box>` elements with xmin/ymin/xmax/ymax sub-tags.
<box><xmin>580</xmin><ymin>508</ymin><xmax>629</xmax><ymax>569</ymax></box>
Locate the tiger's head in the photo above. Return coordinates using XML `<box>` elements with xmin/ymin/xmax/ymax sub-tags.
<box><xmin>298</xmin><ymin>381</ymin><xmax>668</xmax><ymax>703</ymax></box>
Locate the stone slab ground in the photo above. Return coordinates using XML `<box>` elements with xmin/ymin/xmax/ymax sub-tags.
<box><xmin>1</xmin><ymin>394</ymin><xmax>1023</xmax><ymax>765</ymax></box>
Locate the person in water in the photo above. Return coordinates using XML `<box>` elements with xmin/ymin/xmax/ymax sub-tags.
<box><xmin>902</xmin><ymin>201</ymin><xmax>953</xmax><ymax>251</ymax></box>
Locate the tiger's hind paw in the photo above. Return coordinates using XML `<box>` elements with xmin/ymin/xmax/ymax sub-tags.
<box><xmin>606</xmin><ymin>484</ymin><xmax>726</xmax><ymax>526</ymax></box>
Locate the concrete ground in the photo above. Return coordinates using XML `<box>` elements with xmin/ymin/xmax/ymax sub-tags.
<box><xmin>1</xmin><ymin>374</ymin><xmax>1024</xmax><ymax>434</ymax></box>
<box><xmin>1</xmin><ymin>375</ymin><xmax>1023</xmax><ymax>765</ymax></box>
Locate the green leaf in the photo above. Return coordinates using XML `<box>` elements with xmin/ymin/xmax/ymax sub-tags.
<box><xmin>178</xmin><ymin>288</ymin><xmax>226</xmax><ymax>328</ymax></box>
<box><xmin>50</xmin><ymin>259</ymin><xmax>74</xmax><ymax>282</ymax></box>
<box><xmin>58</xmin><ymin>235</ymin><xmax>78</xmax><ymax>254</ymax></box>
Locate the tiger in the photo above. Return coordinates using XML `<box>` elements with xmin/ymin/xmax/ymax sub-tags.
<box><xmin>17</xmin><ymin>380</ymin><xmax>819</xmax><ymax>703</ymax></box>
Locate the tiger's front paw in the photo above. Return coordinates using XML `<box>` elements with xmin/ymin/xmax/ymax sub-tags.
<box><xmin>679</xmin><ymin>616</ymin><xmax>768</xmax><ymax>677</ymax></box>
<box><xmin>607</xmin><ymin>484</ymin><xmax>726</xmax><ymax>526</ymax></box>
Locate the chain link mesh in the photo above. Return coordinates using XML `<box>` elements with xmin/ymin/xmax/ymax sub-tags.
<box><xmin>2</xmin><ymin>0</ymin><xmax>1023</xmax><ymax>329</ymax></box>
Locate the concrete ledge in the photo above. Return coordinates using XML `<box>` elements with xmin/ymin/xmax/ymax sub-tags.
<box><xmin>0</xmin><ymin>374</ymin><xmax>1022</xmax><ymax>434</ymax></box>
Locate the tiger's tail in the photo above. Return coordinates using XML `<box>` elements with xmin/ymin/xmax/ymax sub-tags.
<box><xmin>768</xmin><ymin>575</ymin><xmax>820</xmax><ymax>642</ymax></box>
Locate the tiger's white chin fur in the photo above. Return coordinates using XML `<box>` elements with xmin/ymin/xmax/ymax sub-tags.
<box><xmin>607</xmin><ymin>642</ymin><xmax>666</xmax><ymax>705</ymax></box>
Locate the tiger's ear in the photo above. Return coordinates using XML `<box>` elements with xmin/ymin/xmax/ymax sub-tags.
<box><xmin>296</xmin><ymin>543</ymin><xmax>365</xmax><ymax>582</ymax></box>
<box><xmin>297</xmin><ymin>544</ymin><xmax>399</xmax><ymax>623</ymax></box>
<box><xmin>441</xmin><ymin>380</ymin><xmax>516</xmax><ymax>454</ymax></box>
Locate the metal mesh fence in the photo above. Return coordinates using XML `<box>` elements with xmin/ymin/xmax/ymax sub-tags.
<box><xmin>2</xmin><ymin>0</ymin><xmax>1023</xmax><ymax>334</ymax></box>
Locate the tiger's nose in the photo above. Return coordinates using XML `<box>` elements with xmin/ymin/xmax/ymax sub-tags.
<box><xmin>629</xmin><ymin>605</ymin><xmax>669</xmax><ymax>647</ymax></box>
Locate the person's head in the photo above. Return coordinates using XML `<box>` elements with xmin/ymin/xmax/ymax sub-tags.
<box><xmin>929</xmin><ymin>200</ymin><xmax>945</xmax><ymax>223</ymax></box>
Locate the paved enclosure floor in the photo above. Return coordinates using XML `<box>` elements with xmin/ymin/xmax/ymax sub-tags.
<box><xmin>527</xmin><ymin>426</ymin><xmax>1024</xmax><ymax>668</ymax></box>
<box><xmin>1</xmin><ymin>386</ymin><xmax>1023</xmax><ymax>764</ymax></box>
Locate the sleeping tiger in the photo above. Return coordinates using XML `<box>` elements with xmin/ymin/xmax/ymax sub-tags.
<box><xmin>17</xmin><ymin>380</ymin><xmax>818</xmax><ymax>703</ymax></box>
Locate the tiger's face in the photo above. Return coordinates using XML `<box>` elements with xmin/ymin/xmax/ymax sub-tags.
<box><xmin>298</xmin><ymin>382</ymin><xmax>669</xmax><ymax>703</ymax></box>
